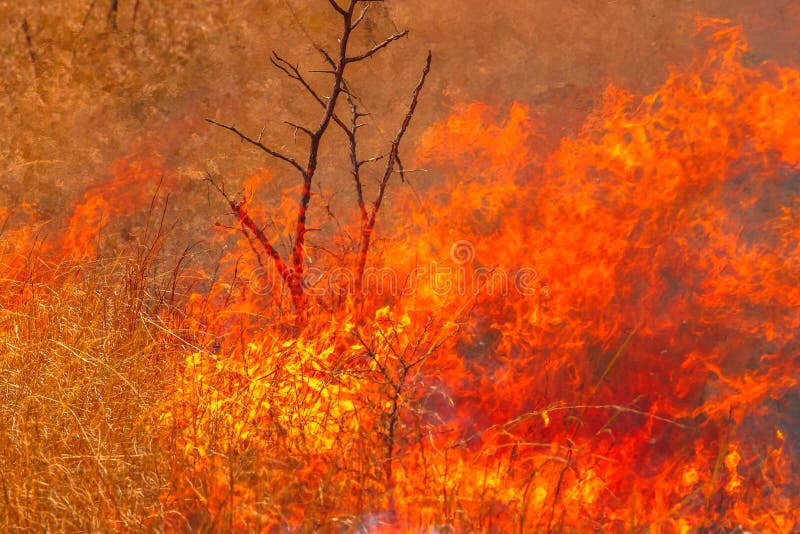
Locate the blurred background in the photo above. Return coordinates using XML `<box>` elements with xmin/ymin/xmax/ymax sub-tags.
<box><xmin>2</xmin><ymin>0</ymin><xmax>798</xmax><ymax>247</ymax></box>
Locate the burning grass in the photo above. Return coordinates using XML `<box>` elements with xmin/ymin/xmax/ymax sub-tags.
<box><xmin>1</xmin><ymin>14</ymin><xmax>799</xmax><ymax>534</ymax></box>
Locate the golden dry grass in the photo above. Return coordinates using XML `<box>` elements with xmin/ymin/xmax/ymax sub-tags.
<box><xmin>0</xmin><ymin>251</ymin><xmax>186</xmax><ymax>531</ymax></box>
<box><xmin>0</xmin><ymin>241</ymin><xmax>419</xmax><ymax>532</ymax></box>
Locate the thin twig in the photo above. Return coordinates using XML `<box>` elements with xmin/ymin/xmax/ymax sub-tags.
<box><xmin>355</xmin><ymin>51</ymin><xmax>432</xmax><ymax>289</ymax></box>
<box><xmin>346</xmin><ymin>31</ymin><xmax>408</xmax><ymax>63</ymax></box>
<box><xmin>205</xmin><ymin>119</ymin><xmax>305</xmax><ymax>175</ymax></box>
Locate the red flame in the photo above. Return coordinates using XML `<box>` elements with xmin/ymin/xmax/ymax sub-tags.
<box><xmin>382</xmin><ymin>18</ymin><xmax>800</xmax><ymax>531</ymax></box>
<box><xmin>3</xmin><ymin>16</ymin><xmax>798</xmax><ymax>533</ymax></box>
<box><xmin>58</xmin><ymin>154</ymin><xmax>167</xmax><ymax>258</ymax></box>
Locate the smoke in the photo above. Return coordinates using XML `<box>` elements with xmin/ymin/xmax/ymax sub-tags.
<box><xmin>2</xmin><ymin>0</ymin><xmax>798</xmax><ymax>253</ymax></box>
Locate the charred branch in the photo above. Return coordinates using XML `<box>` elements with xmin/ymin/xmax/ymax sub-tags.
<box><xmin>207</xmin><ymin>0</ymin><xmax>428</xmax><ymax>313</ymax></box>
<box><xmin>203</xmin><ymin>175</ymin><xmax>299</xmax><ymax>305</ymax></box>
<box><xmin>270</xmin><ymin>52</ymin><xmax>351</xmax><ymax>134</ymax></box>
<box><xmin>354</xmin><ymin>51</ymin><xmax>432</xmax><ymax>291</ymax></box>
<box><xmin>204</xmin><ymin>119</ymin><xmax>305</xmax><ymax>175</ymax></box>
<box><xmin>346</xmin><ymin>30</ymin><xmax>408</xmax><ymax>63</ymax></box>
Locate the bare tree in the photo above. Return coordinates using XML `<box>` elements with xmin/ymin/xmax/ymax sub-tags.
<box><xmin>206</xmin><ymin>0</ymin><xmax>431</xmax><ymax>313</ymax></box>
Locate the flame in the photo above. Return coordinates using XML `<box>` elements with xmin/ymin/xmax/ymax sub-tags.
<box><xmin>3</xmin><ymin>16</ymin><xmax>799</xmax><ymax>533</ymax></box>
<box><xmin>58</xmin><ymin>154</ymin><xmax>167</xmax><ymax>258</ymax></box>
<box><xmin>380</xmin><ymin>17</ymin><xmax>799</xmax><ymax>531</ymax></box>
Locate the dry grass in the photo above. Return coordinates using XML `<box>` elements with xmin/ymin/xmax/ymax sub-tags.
<box><xmin>0</xmin><ymin>248</ymin><xmax>722</xmax><ymax>532</ymax></box>
<box><xmin>0</xmin><ymin>250</ymin><xmax>186</xmax><ymax>531</ymax></box>
<box><xmin>1</xmin><ymin>237</ymin><xmax>790</xmax><ymax>532</ymax></box>
<box><xmin>0</xmin><ymin>237</ymin><xmax>458</xmax><ymax>532</ymax></box>
<box><xmin>0</xmin><ymin>237</ymin><xmax>428</xmax><ymax>531</ymax></box>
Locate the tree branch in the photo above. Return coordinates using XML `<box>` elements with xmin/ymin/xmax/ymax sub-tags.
<box><xmin>271</xmin><ymin>51</ymin><xmax>351</xmax><ymax>134</ymax></box>
<box><xmin>208</xmin><ymin>0</ymin><xmax>420</xmax><ymax>313</ymax></box>
<box><xmin>351</xmin><ymin>5</ymin><xmax>370</xmax><ymax>29</ymax></box>
<box><xmin>204</xmin><ymin>175</ymin><xmax>291</xmax><ymax>280</ymax></box>
<box><xmin>284</xmin><ymin>121</ymin><xmax>314</xmax><ymax>137</ymax></box>
<box><xmin>326</xmin><ymin>0</ymin><xmax>348</xmax><ymax>16</ymax></box>
<box><xmin>290</xmin><ymin>0</ymin><xmax>359</xmax><ymax>283</ymax></box>
<box><xmin>346</xmin><ymin>31</ymin><xmax>409</xmax><ymax>63</ymax></box>
<box><xmin>346</xmin><ymin>93</ymin><xmax>369</xmax><ymax>229</ymax></box>
<box><xmin>205</xmin><ymin>118</ymin><xmax>305</xmax><ymax>175</ymax></box>
<box><xmin>355</xmin><ymin>51</ymin><xmax>432</xmax><ymax>289</ymax></box>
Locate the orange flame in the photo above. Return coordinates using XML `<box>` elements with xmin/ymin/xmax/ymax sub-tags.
<box><xmin>58</xmin><ymin>154</ymin><xmax>166</xmax><ymax>259</ymax></box>
<box><xmin>3</xmin><ymin>16</ymin><xmax>798</xmax><ymax>533</ymax></box>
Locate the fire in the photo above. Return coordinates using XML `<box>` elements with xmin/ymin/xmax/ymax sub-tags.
<box><xmin>58</xmin><ymin>153</ymin><xmax>167</xmax><ymax>259</ymax></box>
<box><xmin>385</xmin><ymin>17</ymin><xmax>799</xmax><ymax>531</ymax></box>
<box><xmin>2</xmin><ymin>14</ymin><xmax>799</xmax><ymax>534</ymax></box>
<box><xmin>724</xmin><ymin>444</ymin><xmax>744</xmax><ymax>495</ymax></box>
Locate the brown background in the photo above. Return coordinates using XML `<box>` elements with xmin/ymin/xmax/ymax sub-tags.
<box><xmin>1</xmin><ymin>1</ymin><xmax>798</xmax><ymax>235</ymax></box>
